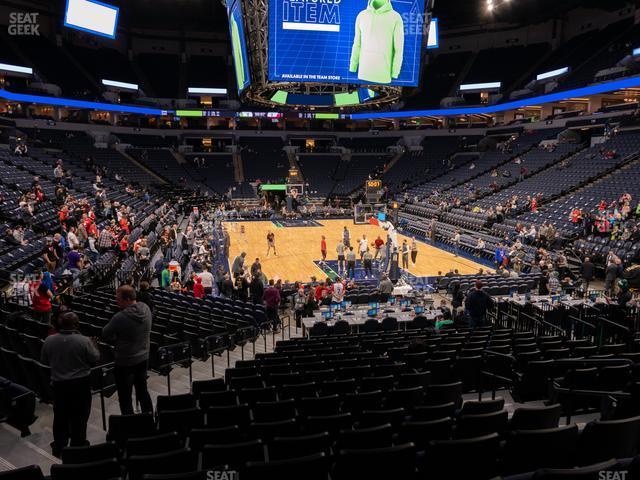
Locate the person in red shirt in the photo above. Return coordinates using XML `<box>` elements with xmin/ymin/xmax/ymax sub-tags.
<box><xmin>119</xmin><ymin>235</ymin><xmax>129</xmax><ymax>259</ymax></box>
<box><xmin>32</xmin><ymin>283</ymin><xmax>53</xmax><ymax>324</ymax></box>
<box><xmin>59</xmin><ymin>206</ymin><xmax>68</xmax><ymax>225</ymax></box>
<box><xmin>314</xmin><ymin>282</ymin><xmax>326</xmax><ymax>302</ymax></box>
<box><xmin>531</xmin><ymin>198</ymin><xmax>538</xmax><ymax>213</ymax></box>
<box><xmin>193</xmin><ymin>276</ymin><xmax>205</xmax><ymax>299</ymax></box>
<box><xmin>598</xmin><ymin>200</ymin><xmax>607</xmax><ymax>212</ymax></box>
<box><xmin>374</xmin><ymin>236</ymin><xmax>384</xmax><ymax>260</ymax></box>
<box><xmin>320</xmin><ymin>235</ymin><xmax>327</xmax><ymax>263</ymax></box>
<box><xmin>119</xmin><ymin>217</ymin><xmax>130</xmax><ymax>235</ymax></box>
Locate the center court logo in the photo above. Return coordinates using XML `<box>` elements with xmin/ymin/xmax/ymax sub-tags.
<box><xmin>8</xmin><ymin>12</ymin><xmax>40</xmax><ymax>36</ymax></box>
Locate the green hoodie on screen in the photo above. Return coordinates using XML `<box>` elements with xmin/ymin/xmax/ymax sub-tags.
<box><xmin>230</xmin><ymin>13</ymin><xmax>246</xmax><ymax>90</ymax></box>
<box><xmin>349</xmin><ymin>0</ymin><xmax>404</xmax><ymax>84</ymax></box>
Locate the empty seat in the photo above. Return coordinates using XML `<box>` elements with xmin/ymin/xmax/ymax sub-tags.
<box><xmin>107</xmin><ymin>413</ymin><xmax>156</xmax><ymax>447</ymax></box>
<box><xmin>426</xmin><ymin>433</ymin><xmax>501</xmax><ymax>480</ymax></box>
<box><xmin>455</xmin><ymin>411</ymin><xmax>508</xmax><ymax>439</ymax></box>
<box><xmin>268</xmin><ymin>432</ymin><xmax>332</xmax><ymax>460</ymax></box>
<box><xmin>61</xmin><ymin>442</ymin><xmax>119</xmax><ymax>464</ymax></box>
<box><xmin>503</xmin><ymin>425</ymin><xmax>579</xmax><ymax>474</ymax></box>
<box><xmin>50</xmin><ymin>458</ymin><xmax>122</xmax><ymax>480</ymax></box>
<box><xmin>509</xmin><ymin>404</ymin><xmax>562</xmax><ymax>430</ymax></box>
<box><xmin>127</xmin><ymin>448</ymin><xmax>197</xmax><ymax>480</ymax></box>
<box><xmin>459</xmin><ymin>398</ymin><xmax>505</xmax><ymax>415</ymax></box>
<box><xmin>0</xmin><ymin>465</ymin><xmax>44</xmax><ymax>480</ymax></box>
<box><xmin>200</xmin><ymin>439</ymin><xmax>264</xmax><ymax>470</ymax></box>
<box><xmin>332</xmin><ymin>443</ymin><xmax>416</xmax><ymax>480</ymax></box>
<box><xmin>578</xmin><ymin>416</ymin><xmax>640</xmax><ymax>465</ymax></box>
<box><xmin>244</xmin><ymin>452</ymin><xmax>330</xmax><ymax>480</ymax></box>
<box><xmin>126</xmin><ymin>432</ymin><xmax>183</xmax><ymax>457</ymax></box>
<box><xmin>335</xmin><ymin>424</ymin><xmax>393</xmax><ymax>450</ymax></box>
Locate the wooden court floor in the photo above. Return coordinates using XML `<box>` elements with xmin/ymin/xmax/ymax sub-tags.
<box><xmin>225</xmin><ymin>219</ymin><xmax>488</xmax><ymax>282</ymax></box>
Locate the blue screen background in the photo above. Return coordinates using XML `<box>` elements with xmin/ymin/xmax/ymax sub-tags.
<box><xmin>268</xmin><ymin>0</ymin><xmax>425</xmax><ymax>86</ymax></box>
<box><xmin>227</xmin><ymin>0</ymin><xmax>252</xmax><ymax>93</ymax></box>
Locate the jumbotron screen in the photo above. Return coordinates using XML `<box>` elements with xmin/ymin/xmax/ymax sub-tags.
<box><xmin>268</xmin><ymin>0</ymin><xmax>427</xmax><ymax>86</ymax></box>
<box><xmin>227</xmin><ymin>0</ymin><xmax>251</xmax><ymax>93</ymax></box>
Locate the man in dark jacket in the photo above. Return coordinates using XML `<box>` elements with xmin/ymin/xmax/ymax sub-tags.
<box><xmin>250</xmin><ymin>272</ymin><xmax>265</xmax><ymax>304</ymax></box>
<box><xmin>102</xmin><ymin>285</ymin><xmax>153</xmax><ymax>415</ymax></box>
<box><xmin>263</xmin><ymin>279</ymin><xmax>281</xmax><ymax>331</ymax></box>
<box><xmin>605</xmin><ymin>261</ymin><xmax>619</xmax><ymax>297</ymax></box>
<box><xmin>42</xmin><ymin>312</ymin><xmax>100</xmax><ymax>457</ymax></box>
<box><xmin>136</xmin><ymin>281</ymin><xmax>155</xmax><ymax>313</ymax></box>
<box><xmin>465</xmin><ymin>281</ymin><xmax>494</xmax><ymax>329</ymax></box>
<box><xmin>580</xmin><ymin>257</ymin><xmax>595</xmax><ymax>293</ymax></box>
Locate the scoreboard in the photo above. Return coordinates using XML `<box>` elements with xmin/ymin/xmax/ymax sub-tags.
<box><xmin>365</xmin><ymin>179</ymin><xmax>383</xmax><ymax>203</ymax></box>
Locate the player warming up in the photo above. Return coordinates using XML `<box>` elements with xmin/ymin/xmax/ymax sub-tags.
<box><xmin>266</xmin><ymin>231</ymin><xmax>277</xmax><ymax>257</ymax></box>
<box><xmin>320</xmin><ymin>235</ymin><xmax>327</xmax><ymax>263</ymax></box>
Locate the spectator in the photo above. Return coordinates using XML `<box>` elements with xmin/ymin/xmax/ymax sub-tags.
<box><xmin>451</xmin><ymin>283</ymin><xmax>464</xmax><ymax>321</ymax></box>
<box><xmin>199</xmin><ymin>268</ymin><xmax>214</xmax><ymax>296</ymax></box>
<box><xmin>220</xmin><ymin>273</ymin><xmax>234</xmax><ymax>298</ymax></box>
<box><xmin>160</xmin><ymin>265</ymin><xmax>171</xmax><ymax>290</ymax></box>
<box><xmin>548</xmin><ymin>271</ymin><xmax>561</xmax><ymax>295</ymax></box>
<box><xmin>193</xmin><ymin>276</ymin><xmax>205</xmax><ymax>299</ymax></box>
<box><xmin>580</xmin><ymin>257</ymin><xmax>595</xmax><ymax>293</ymax></box>
<box><xmin>332</xmin><ymin>277</ymin><xmax>345</xmax><ymax>304</ymax></box>
<box><xmin>379</xmin><ymin>274</ymin><xmax>394</xmax><ymax>295</ymax></box>
<box><xmin>32</xmin><ymin>282</ymin><xmax>53</xmax><ymax>324</ymax></box>
<box><xmin>605</xmin><ymin>260</ymin><xmax>619</xmax><ymax>296</ymax></box>
<box><xmin>102</xmin><ymin>286</ymin><xmax>153</xmax><ymax>415</ymax></box>
<box><xmin>232</xmin><ymin>252</ymin><xmax>246</xmax><ymax>277</ymax></box>
<box><xmin>263</xmin><ymin>279</ymin><xmax>281</xmax><ymax>331</ymax></box>
<box><xmin>137</xmin><ymin>281</ymin><xmax>154</xmax><ymax>313</ymax></box>
<box><xmin>41</xmin><ymin>312</ymin><xmax>99</xmax><ymax>457</ymax></box>
<box><xmin>464</xmin><ymin>281</ymin><xmax>494</xmax><ymax>329</ymax></box>
<box><xmin>293</xmin><ymin>287</ymin><xmax>306</xmax><ymax>327</ymax></box>
<box><xmin>250</xmin><ymin>273</ymin><xmax>265</xmax><ymax>304</ymax></box>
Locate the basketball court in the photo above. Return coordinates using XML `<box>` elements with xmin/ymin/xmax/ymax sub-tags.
<box><xmin>225</xmin><ymin>219</ymin><xmax>489</xmax><ymax>282</ymax></box>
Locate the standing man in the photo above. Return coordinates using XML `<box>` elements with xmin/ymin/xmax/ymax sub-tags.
<box><xmin>580</xmin><ymin>256</ymin><xmax>595</xmax><ymax>294</ymax></box>
<box><xmin>452</xmin><ymin>230</ymin><xmax>461</xmax><ymax>257</ymax></box>
<box><xmin>263</xmin><ymin>279</ymin><xmax>281</xmax><ymax>331</ymax></box>
<box><xmin>374</xmin><ymin>235</ymin><xmax>384</xmax><ymax>260</ymax></box>
<box><xmin>605</xmin><ymin>260</ymin><xmax>619</xmax><ymax>297</ymax></box>
<box><xmin>199</xmin><ymin>268</ymin><xmax>214</xmax><ymax>296</ymax></box>
<box><xmin>363</xmin><ymin>248</ymin><xmax>374</xmax><ymax>278</ymax></box>
<box><xmin>332</xmin><ymin>277</ymin><xmax>345</xmax><ymax>305</ymax></box>
<box><xmin>266</xmin><ymin>231</ymin><xmax>276</xmax><ymax>257</ymax></box>
<box><xmin>320</xmin><ymin>236</ymin><xmax>327</xmax><ymax>264</ymax></box>
<box><xmin>346</xmin><ymin>246</ymin><xmax>357</xmax><ymax>279</ymax></box>
<box><xmin>336</xmin><ymin>241</ymin><xmax>346</xmax><ymax>273</ymax></box>
<box><xmin>465</xmin><ymin>280</ymin><xmax>494</xmax><ymax>329</ymax></box>
<box><xmin>401</xmin><ymin>240</ymin><xmax>410</xmax><ymax>270</ymax></box>
<box><xmin>410</xmin><ymin>238</ymin><xmax>419</xmax><ymax>265</ymax></box>
<box><xmin>102</xmin><ymin>286</ymin><xmax>153</xmax><ymax>415</ymax></box>
<box><xmin>359</xmin><ymin>235</ymin><xmax>368</xmax><ymax>261</ymax></box>
<box><xmin>41</xmin><ymin>312</ymin><xmax>100</xmax><ymax>457</ymax></box>
<box><xmin>250</xmin><ymin>258</ymin><xmax>262</xmax><ymax>277</ymax></box>
<box><xmin>232</xmin><ymin>252</ymin><xmax>246</xmax><ymax>277</ymax></box>
<box><xmin>343</xmin><ymin>226</ymin><xmax>351</xmax><ymax>249</ymax></box>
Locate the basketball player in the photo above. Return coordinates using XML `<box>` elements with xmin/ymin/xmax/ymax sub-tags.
<box><xmin>336</xmin><ymin>240</ymin><xmax>346</xmax><ymax>273</ymax></box>
<box><xmin>359</xmin><ymin>235</ymin><xmax>368</xmax><ymax>261</ymax></box>
<box><xmin>266</xmin><ymin>231</ymin><xmax>276</xmax><ymax>257</ymax></box>
<box><xmin>320</xmin><ymin>235</ymin><xmax>327</xmax><ymax>263</ymax></box>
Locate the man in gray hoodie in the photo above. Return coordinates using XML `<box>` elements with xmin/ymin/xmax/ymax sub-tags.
<box><xmin>102</xmin><ymin>285</ymin><xmax>153</xmax><ymax>415</ymax></box>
